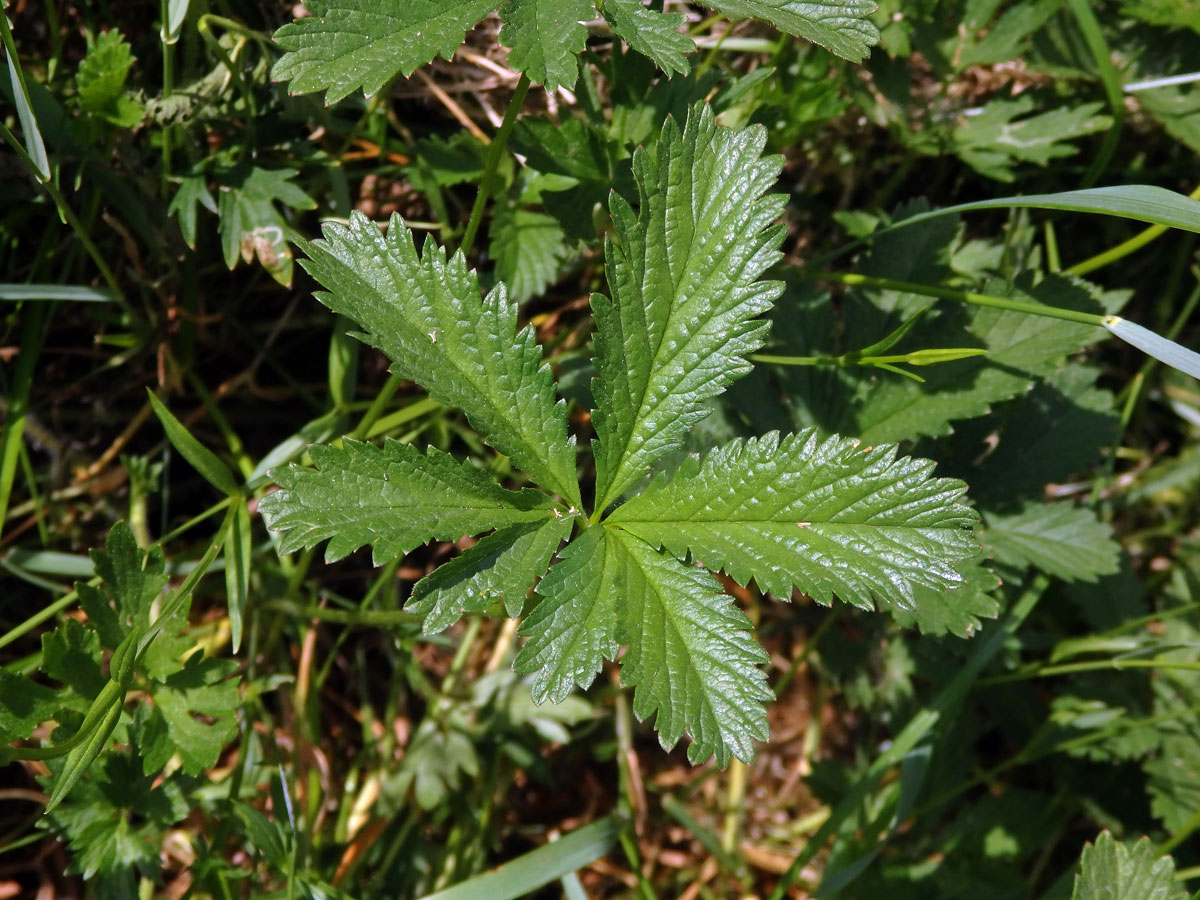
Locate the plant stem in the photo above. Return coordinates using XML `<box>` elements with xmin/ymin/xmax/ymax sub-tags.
<box><xmin>802</xmin><ymin>269</ymin><xmax>1106</xmax><ymax>327</ymax></box>
<box><xmin>459</xmin><ymin>73</ymin><xmax>531</xmax><ymax>256</ymax></box>
<box><xmin>1066</xmin><ymin>0</ymin><xmax>1123</xmax><ymax>189</ymax></box>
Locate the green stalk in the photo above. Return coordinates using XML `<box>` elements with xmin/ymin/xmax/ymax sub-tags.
<box><xmin>803</xmin><ymin>269</ymin><xmax>1106</xmax><ymax>326</ymax></box>
<box><xmin>1065</xmin><ymin>0</ymin><xmax>1123</xmax><ymax>188</ymax></box>
<box><xmin>460</xmin><ymin>74</ymin><xmax>531</xmax><ymax>255</ymax></box>
<box><xmin>0</xmin><ymin>302</ymin><xmax>49</xmax><ymax>539</ymax></box>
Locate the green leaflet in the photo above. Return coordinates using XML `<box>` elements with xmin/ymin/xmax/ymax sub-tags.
<box><xmin>515</xmin><ymin>526</ymin><xmax>771</xmax><ymax>765</ymax></box>
<box><xmin>591</xmin><ymin>103</ymin><xmax>786</xmax><ymax>512</ymax></box>
<box><xmin>299</xmin><ymin>212</ymin><xmax>580</xmax><ymax>506</ymax></box>
<box><xmin>700</xmin><ymin>0</ymin><xmax>879</xmax><ymax>62</ymax></box>
<box><xmin>406</xmin><ymin>515</ymin><xmax>574</xmax><ymax>634</ymax></box>
<box><xmin>1072</xmin><ymin>832</ymin><xmax>1186</xmax><ymax>900</ymax></box>
<box><xmin>271</xmin><ymin>0</ymin><xmax>495</xmax><ymax>104</ymax></box>
<box><xmin>608</xmin><ymin>430</ymin><xmax>980</xmax><ymax>610</ymax></box>
<box><xmin>612</xmin><ymin>530</ymin><xmax>771</xmax><ymax>766</ymax></box>
<box><xmin>602</xmin><ymin>0</ymin><xmax>693</xmax><ymax>76</ymax></box>
<box><xmin>515</xmin><ymin>527</ymin><xmax>622</xmax><ymax>704</ymax></box>
<box><xmin>983</xmin><ymin>502</ymin><xmax>1121</xmax><ymax>583</ymax></box>
<box><xmin>260</xmin><ymin>438</ymin><xmax>561</xmax><ymax>564</ymax></box>
<box><xmin>499</xmin><ymin>0</ymin><xmax>593</xmax><ymax>91</ymax></box>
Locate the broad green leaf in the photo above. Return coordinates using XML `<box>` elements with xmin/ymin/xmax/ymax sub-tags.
<box><xmin>1120</xmin><ymin>0</ymin><xmax>1200</xmax><ymax>33</ymax></box>
<box><xmin>1147</xmin><ymin>730</ymin><xmax>1200</xmax><ymax>835</ymax></box>
<box><xmin>602</xmin><ymin>0</ymin><xmax>693</xmax><ymax>76</ymax></box>
<box><xmin>150</xmin><ymin>655</ymin><xmax>239</xmax><ymax>775</ymax></box>
<box><xmin>405</xmin><ymin>515</ymin><xmax>573</xmax><ymax>633</ymax></box>
<box><xmin>75</xmin><ymin>29</ymin><xmax>142</xmax><ymax>127</ymax></box>
<box><xmin>514</xmin><ymin>526</ymin><xmax>621</xmax><ymax>703</ymax></box>
<box><xmin>299</xmin><ymin>211</ymin><xmax>580</xmax><ymax>505</ymax></box>
<box><xmin>700</xmin><ymin>0</ymin><xmax>878</xmax><ymax>62</ymax></box>
<box><xmin>1072</xmin><ymin>832</ymin><xmax>1186</xmax><ymax>900</ymax></box>
<box><xmin>260</xmin><ymin>438</ymin><xmax>560</xmax><ymax>563</ymax></box>
<box><xmin>612</xmin><ymin>530</ymin><xmax>771</xmax><ymax>765</ymax></box>
<box><xmin>0</xmin><ymin>669</ymin><xmax>65</xmax><ymax>742</ymax></box>
<box><xmin>955</xmin><ymin>0</ymin><xmax>1063</xmax><ymax>69</ymax></box>
<box><xmin>148</xmin><ymin>392</ymin><xmax>239</xmax><ymax>496</ymax></box>
<box><xmin>954</xmin><ymin>98</ymin><xmax>1111</xmax><ymax>183</ymax></box>
<box><xmin>499</xmin><ymin>0</ymin><xmax>592</xmax><ymax>90</ymax></box>
<box><xmin>984</xmin><ymin>502</ymin><xmax>1120</xmax><ymax>583</ymax></box>
<box><xmin>591</xmin><ymin>102</ymin><xmax>785</xmax><ymax>511</ymax></box>
<box><xmin>79</xmin><ymin>521</ymin><xmax>169</xmax><ymax>644</ymax></box>
<box><xmin>42</xmin><ymin>619</ymin><xmax>104</xmax><ymax>700</ymax></box>
<box><xmin>215</xmin><ymin>165</ymin><xmax>316</xmax><ymax>287</ymax></box>
<box><xmin>490</xmin><ymin>199</ymin><xmax>572</xmax><ymax>304</ymax></box>
<box><xmin>608</xmin><ymin>430</ymin><xmax>979</xmax><ymax>610</ymax></box>
<box><xmin>271</xmin><ymin>0</ymin><xmax>494</xmax><ymax>104</ymax></box>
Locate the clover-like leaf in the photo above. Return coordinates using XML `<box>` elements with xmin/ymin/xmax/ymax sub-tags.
<box><xmin>608</xmin><ymin>429</ymin><xmax>980</xmax><ymax>610</ymax></box>
<box><xmin>299</xmin><ymin>212</ymin><xmax>581</xmax><ymax>506</ymax></box>
<box><xmin>591</xmin><ymin>102</ymin><xmax>785</xmax><ymax>512</ymax></box>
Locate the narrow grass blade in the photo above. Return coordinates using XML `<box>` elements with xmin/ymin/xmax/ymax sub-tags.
<box><xmin>225</xmin><ymin>500</ymin><xmax>252</xmax><ymax>652</ymax></box>
<box><xmin>0</xmin><ymin>284</ymin><xmax>116</xmax><ymax>302</ymax></box>
<box><xmin>1103</xmin><ymin>316</ymin><xmax>1200</xmax><ymax>380</ymax></box>
<box><xmin>418</xmin><ymin>818</ymin><xmax>618</xmax><ymax>900</ymax></box>
<box><xmin>1</xmin><ymin>11</ymin><xmax>50</xmax><ymax>182</ymax></box>
<box><xmin>148</xmin><ymin>390</ymin><xmax>240</xmax><ymax>496</ymax></box>
<box><xmin>0</xmin><ymin>303</ymin><xmax>49</xmax><ymax>540</ymax></box>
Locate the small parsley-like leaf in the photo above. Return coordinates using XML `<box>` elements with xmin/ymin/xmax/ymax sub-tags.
<box><xmin>500</xmin><ymin>0</ymin><xmax>593</xmax><ymax>90</ymax></box>
<box><xmin>700</xmin><ymin>0</ymin><xmax>878</xmax><ymax>62</ymax></box>
<box><xmin>271</xmin><ymin>0</ymin><xmax>494</xmax><ymax>104</ymax></box>
<box><xmin>1072</xmin><ymin>831</ymin><xmax>1186</xmax><ymax>900</ymax></box>
<box><xmin>592</xmin><ymin>102</ymin><xmax>785</xmax><ymax>511</ymax></box>
<box><xmin>609</xmin><ymin>430</ymin><xmax>980</xmax><ymax>610</ymax></box>
<box><xmin>215</xmin><ymin>166</ymin><xmax>316</xmax><ymax>287</ymax></box>
<box><xmin>405</xmin><ymin>515</ymin><xmax>573</xmax><ymax>633</ymax></box>
<box><xmin>150</xmin><ymin>655</ymin><xmax>239</xmax><ymax>775</ymax></box>
<box><xmin>602</xmin><ymin>0</ymin><xmax>693</xmax><ymax>76</ymax></box>
<box><xmin>299</xmin><ymin>212</ymin><xmax>580</xmax><ymax>505</ymax></box>
<box><xmin>261</xmin><ymin>438</ymin><xmax>560</xmax><ymax>563</ymax></box>
<box><xmin>612</xmin><ymin>530</ymin><xmax>771</xmax><ymax>766</ymax></box>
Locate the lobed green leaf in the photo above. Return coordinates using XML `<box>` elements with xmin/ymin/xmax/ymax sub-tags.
<box><xmin>602</xmin><ymin>0</ymin><xmax>693</xmax><ymax>75</ymax></box>
<box><xmin>700</xmin><ymin>0</ymin><xmax>878</xmax><ymax>61</ymax></box>
<box><xmin>499</xmin><ymin>0</ymin><xmax>593</xmax><ymax>90</ymax></box>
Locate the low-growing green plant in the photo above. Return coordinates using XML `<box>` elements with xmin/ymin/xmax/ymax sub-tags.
<box><xmin>7</xmin><ymin>0</ymin><xmax>1200</xmax><ymax>898</ymax></box>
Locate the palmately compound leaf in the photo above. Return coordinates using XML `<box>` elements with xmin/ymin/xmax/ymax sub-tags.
<box><xmin>214</xmin><ymin>166</ymin><xmax>316</xmax><ymax>287</ymax></box>
<box><xmin>405</xmin><ymin>515</ymin><xmax>574</xmax><ymax>633</ymax></box>
<box><xmin>591</xmin><ymin>102</ymin><xmax>785</xmax><ymax>512</ymax></box>
<box><xmin>601</xmin><ymin>0</ymin><xmax>693</xmax><ymax>76</ymax></box>
<box><xmin>699</xmin><ymin>0</ymin><xmax>878</xmax><ymax>62</ymax></box>
<box><xmin>298</xmin><ymin>212</ymin><xmax>580</xmax><ymax>506</ymax></box>
<box><xmin>613</xmin><ymin>530</ymin><xmax>771</xmax><ymax>765</ymax></box>
<box><xmin>984</xmin><ymin>502</ymin><xmax>1121</xmax><ymax>583</ymax></box>
<box><xmin>608</xmin><ymin>429</ymin><xmax>980</xmax><ymax>611</ymax></box>
<box><xmin>259</xmin><ymin>438</ymin><xmax>561</xmax><ymax>563</ymax></box>
<box><xmin>499</xmin><ymin>0</ymin><xmax>594</xmax><ymax>90</ymax></box>
<box><xmin>1072</xmin><ymin>831</ymin><xmax>1186</xmax><ymax>900</ymax></box>
<box><xmin>514</xmin><ymin>527</ymin><xmax>771</xmax><ymax>765</ymax></box>
<box><xmin>271</xmin><ymin>0</ymin><xmax>494</xmax><ymax>104</ymax></box>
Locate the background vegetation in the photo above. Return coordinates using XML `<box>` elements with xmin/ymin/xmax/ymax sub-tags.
<box><xmin>3</xmin><ymin>0</ymin><xmax>1200</xmax><ymax>898</ymax></box>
